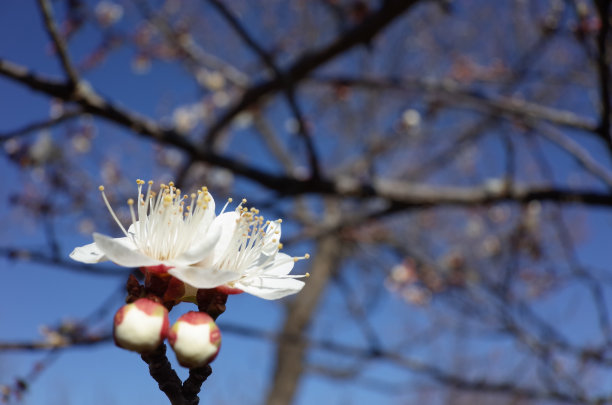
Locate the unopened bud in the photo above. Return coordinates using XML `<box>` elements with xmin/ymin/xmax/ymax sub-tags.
<box><xmin>168</xmin><ymin>311</ymin><xmax>221</xmax><ymax>368</ymax></box>
<box><xmin>113</xmin><ymin>298</ymin><xmax>169</xmax><ymax>353</ymax></box>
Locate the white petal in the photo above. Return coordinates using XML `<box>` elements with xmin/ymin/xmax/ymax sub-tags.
<box><xmin>69</xmin><ymin>242</ymin><xmax>108</xmax><ymax>263</ymax></box>
<box><xmin>254</xmin><ymin>253</ymin><xmax>294</xmax><ymax>276</ymax></box>
<box><xmin>238</xmin><ymin>278</ymin><xmax>305</xmax><ymax>300</ymax></box>
<box><xmin>172</xmin><ymin>222</ymin><xmax>221</xmax><ymax>266</ymax></box>
<box><xmin>209</xmin><ymin>212</ymin><xmax>239</xmax><ymax>264</ymax></box>
<box><xmin>93</xmin><ymin>233</ymin><xmax>159</xmax><ymax>267</ymax></box>
<box><xmin>168</xmin><ymin>266</ymin><xmax>242</xmax><ymax>289</ymax></box>
<box><xmin>127</xmin><ymin>222</ymin><xmax>138</xmax><ymax>234</ymax></box>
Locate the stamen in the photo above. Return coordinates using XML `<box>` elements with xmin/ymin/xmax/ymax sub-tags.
<box><xmin>221</xmin><ymin>197</ymin><xmax>233</xmax><ymax>214</ymax></box>
<box><xmin>99</xmin><ymin>185</ymin><xmax>129</xmax><ymax>237</ymax></box>
<box><xmin>127</xmin><ymin>198</ymin><xmax>137</xmax><ymax>227</ymax></box>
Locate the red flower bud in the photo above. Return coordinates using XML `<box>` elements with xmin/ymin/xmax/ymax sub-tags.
<box><xmin>113</xmin><ymin>298</ymin><xmax>169</xmax><ymax>353</ymax></box>
<box><xmin>168</xmin><ymin>311</ymin><xmax>221</xmax><ymax>368</ymax></box>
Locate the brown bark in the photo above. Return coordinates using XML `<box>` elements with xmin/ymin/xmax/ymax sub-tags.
<box><xmin>265</xmin><ymin>215</ymin><xmax>343</xmax><ymax>405</ymax></box>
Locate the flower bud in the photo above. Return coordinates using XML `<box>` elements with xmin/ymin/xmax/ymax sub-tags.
<box><xmin>168</xmin><ymin>311</ymin><xmax>221</xmax><ymax>368</ymax></box>
<box><xmin>113</xmin><ymin>298</ymin><xmax>169</xmax><ymax>353</ymax></box>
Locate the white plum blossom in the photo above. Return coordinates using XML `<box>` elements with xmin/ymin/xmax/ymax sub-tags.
<box><xmin>70</xmin><ymin>180</ymin><xmax>309</xmax><ymax>299</ymax></box>
<box><xmin>70</xmin><ymin>180</ymin><xmax>240</xmax><ymax>287</ymax></box>
<box><xmin>179</xmin><ymin>200</ymin><xmax>310</xmax><ymax>300</ymax></box>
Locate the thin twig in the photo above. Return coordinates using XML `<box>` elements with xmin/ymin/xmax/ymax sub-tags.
<box><xmin>36</xmin><ymin>0</ymin><xmax>79</xmax><ymax>86</ymax></box>
<box><xmin>206</xmin><ymin>0</ymin><xmax>321</xmax><ymax>178</ymax></box>
<box><xmin>0</xmin><ymin>110</ymin><xmax>83</xmax><ymax>142</ymax></box>
<box><xmin>203</xmin><ymin>0</ymin><xmax>422</xmax><ymax>148</ymax></box>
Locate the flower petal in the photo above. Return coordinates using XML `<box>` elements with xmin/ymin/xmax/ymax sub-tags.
<box><xmin>253</xmin><ymin>253</ymin><xmax>294</xmax><ymax>276</ymax></box>
<box><xmin>238</xmin><ymin>277</ymin><xmax>305</xmax><ymax>300</ymax></box>
<box><xmin>172</xmin><ymin>221</ymin><xmax>221</xmax><ymax>266</ymax></box>
<box><xmin>93</xmin><ymin>233</ymin><xmax>159</xmax><ymax>267</ymax></box>
<box><xmin>168</xmin><ymin>266</ymin><xmax>242</xmax><ymax>289</ymax></box>
<box><xmin>69</xmin><ymin>242</ymin><xmax>108</xmax><ymax>263</ymax></box>
<box><xmin>209</xmin><ymin>212</ymin><xmax>239</xmax><ymax>265</ymax></box>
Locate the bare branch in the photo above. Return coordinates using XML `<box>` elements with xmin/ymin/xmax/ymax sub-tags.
<box><xmin>141</xmin><ymin>344</ymin><xmax>186</xmax><ymax>405</ymax></box>
<box><xmin>0</xmin><ymin>333</ymin><xmax>111</xmax><ymax>351</ymax></box>
<box><xmin>203</xmin><ymin>0</ymin><xmax>425</xmax><ymax>147</ymax></box>
<box><xmin>266</xmin><ymin>206</ymin><xmax>343</xmax><ymax>405</ymax></box>
<box><xmin>311</xmin><ymin>75</ymin><xmax>598</xmax><ymax>132</ymax></box>
<box><xmin>0</xmin><ymin>109</ymin><xmax>83</xmax><ymax>142</ymax></box>
<box><xmin>206</xmin><ymin>0</ymin><xmax>322</xmax><ymax>178</ymax></box>
<box><xmin>536</xmin><ymin>124</ymin><xmax>612</xmax><ymax>189</ymax></box>
<box><xmin>36</xmin><ymin>0</ymin><xmax>79</xmax><ymax>86</ymax></box>
<box><xmin>594</xmin><ymin>0</ymin><xmax>612</xmax><ymax>146</ymax></box>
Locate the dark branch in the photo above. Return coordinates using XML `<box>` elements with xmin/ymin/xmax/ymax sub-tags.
<box><xmin>202</xmin><ymin>0</ymin><xmax>424</xmax><ymax>147</ymax></box>
<box><xmin>206</xmin><ymin>0</ymin><xmax>322</xmax><ymax>178</ymax></box>
<box><xmin>36</xmin><ymin>0</ymin><xmax>79</xmax><ymax>86</ymax></box>
<box><xmin>0</xmin><ymin>109</ymin><xmax>83</xmax><ymax>142</ymax></box>
<box><xmin>594</xmin><ymin>0</ymin><xmax>611</xmax><ymax>147</ymax></box>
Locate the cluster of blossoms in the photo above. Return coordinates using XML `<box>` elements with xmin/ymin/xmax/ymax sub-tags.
<box><xmin>70</xmin><ymin>180</ymin><xmax>309</xmax><ymax>366</ymax></box>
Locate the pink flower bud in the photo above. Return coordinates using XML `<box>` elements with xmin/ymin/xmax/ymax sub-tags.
<box><xmin>113</xmin><ymin>298</ymin><xmax>169</xmax><ymax>353</ymax></box>
<box><xmin>168</xmin><ymin>311</ymin><xmax>221</xmax><ymax>368</ymax></box>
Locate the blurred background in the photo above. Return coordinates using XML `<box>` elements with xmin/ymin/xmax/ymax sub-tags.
<box><xmin>1</xmin><ymin>0</ymin><xmax>612</xmax><ymax>404</ymax></box>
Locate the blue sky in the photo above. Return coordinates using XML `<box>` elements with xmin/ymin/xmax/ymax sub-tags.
<box><xmin>3</xmin><ymin>1</ymin><xmax>612</xmax><ymax>404</ymax></box>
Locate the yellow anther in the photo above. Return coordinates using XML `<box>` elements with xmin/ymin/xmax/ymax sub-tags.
<box><xmin>191</xmin><ymin>193</ymin><xmax>196</xmax><ymax>199</ymax></box>
<box><xmin>278</xmin><ymin>243</ymin><xmax>283</xmax><ymax>249</ymax></box>
<box><xmin>277</xmin><ymin>219</ymin><xmax>282</xmax><ymax>223</ymax></box>
<box><xmin>305</xmin><ymin>273</ymin><xmax>310</xmax><ymax>278</ymax></box>
<box><xmin>304</xmin><ymin>253</ymin><xmax>310</xmax><ymax>259</ymax></box>
<box><xmin>228</xmin><ymin>198</ymin><xmax>233</xmax><ymax>203</ymax></box>
<box><xmin>242</xmin><ymin>198</ymin><xmax>247</xmax><ymax>203</ymax></box>
<box><xmin>148</xmin><ymin>180</ymin><xmax>154</xmax><ymax>185</ymax></box>
<box><xmin>169</xmin><ymin>181</ymin><xmax>175</xmax><ymax>187</ymax></box>
<box><xmin>127</xmin><ymin>198</ymin><xmax>134</xmax><ymax>205</ymax></box>
<box><xmin>98</xmin><ymin>185</ymin><xmax>105</xmax><ymax>191</ymax></box>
